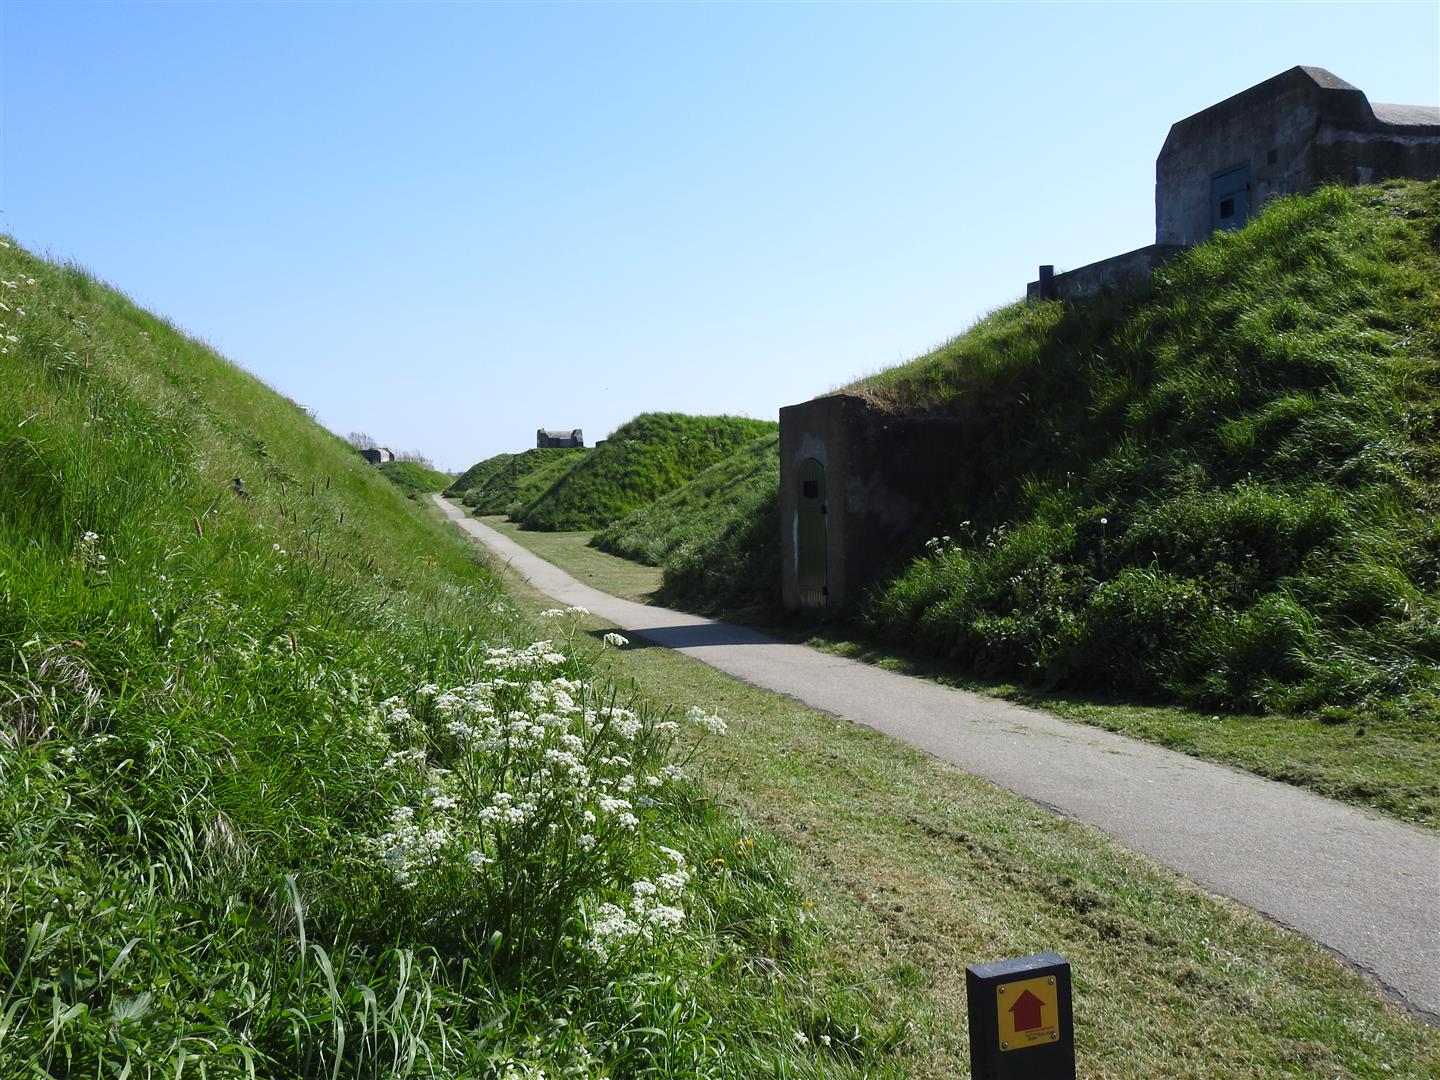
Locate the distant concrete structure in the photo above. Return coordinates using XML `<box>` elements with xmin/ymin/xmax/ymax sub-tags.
<box><xmin>361</xmin><ymin>447</ymin><xmax>395</xmax><ymax>464</ymax></box>
<box><xmin>1028</xmin><ymin>66</ymin><xmax>1440</xmax><ymax>301</ymax></box>
<box><xmin>537</xmin><ymin>428</ymin><xmax>584</xmax><ymax>449</ymax></box>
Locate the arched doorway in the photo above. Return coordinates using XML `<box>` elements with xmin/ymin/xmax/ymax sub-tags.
<box><xmin>797</xmin><ymin>457</ymin><xmax>828</xmax><ymax>609</ymax></box>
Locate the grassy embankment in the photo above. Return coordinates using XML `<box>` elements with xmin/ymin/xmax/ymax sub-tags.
<box><xmin>449</xmin><ymin>447</ymin><xmax>589</xmax><ymax>516</ymax></box>
<box><xmin>0</xmin><ymin>244</ymin><xmax>902</xmax><ymax>1077</ymax></box>
<box><xmin>449</xmin><ymin>413</ymin><xmax>775</xmax><ymax>533</ymax></box>
<box><xmin>592</xmin><ymin>432</ymin><xmax>780</xmax><ymax>615</ymax></box>
<box><xmin>567</xmin><ymin>181</ymin><xmax>1440</xmax><ymax>825</ymax></box>
<box><xmin>377</xmin><ymin>458</ymin><xmax>452</xmax><ymax>497</ymax></box>
<box><xmin>467</xmin><ymin>514</ymin><xmax>1440</xmax><ymax>1079</ymax></box>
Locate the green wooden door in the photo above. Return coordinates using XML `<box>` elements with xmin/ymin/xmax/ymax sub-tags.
<box><xmin>797</xmin><ymin>458</ymin><xmax>828</xmax><ymax>609</ymax></box>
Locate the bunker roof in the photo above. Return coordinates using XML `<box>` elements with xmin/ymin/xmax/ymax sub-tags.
<box><xmin>1162</xmin><ymin>65</ymin><xmax>1440</xmax><ymax>152</ymax></box>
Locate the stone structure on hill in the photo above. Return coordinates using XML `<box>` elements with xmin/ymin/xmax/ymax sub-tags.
<box><xmin>537</xmin><ymin>428</ymin><xmax>584</xmax><ymax>449</ymax></box>
<box><xmin>1028</xmin><ymin>66</ymin><xmax>1440</xmax><ymax>302</ymax></box>
<box><xmin>783</xmin><ymin>66</ymin><xmax>1440</xmax><ymax>613</ymax></box>
<box><xmin>360</xmin><ymin>447</ymin><xmax>395</xmax><ymax>464</ymax></box>
<box><xmin>779</xmin><ymin>396</ymin><xmax>989</xmax><ymax>611</ymax></box>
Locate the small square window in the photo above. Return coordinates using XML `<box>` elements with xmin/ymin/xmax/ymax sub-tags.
<box><xmin>1267</xmin><ymin>148</ymin><xmax>1278</xmax><ymax>165</ymax></box>
<box><xmin>802</xmin><ymin>480</ymin><xmax>818</xmax><ymax>498</ymax></box>
<box><xmin>1219</xmin><ymin>198</ymin><xmax>1235</xmax><ymax>219</ymax></box>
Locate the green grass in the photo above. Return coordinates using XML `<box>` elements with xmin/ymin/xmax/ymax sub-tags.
<box><xmin>480</xmin><ymin>513</ymin><xmax>663</xmax><ymax>603</ymax></box>
<box><xmin>593</xmin><ymin>432</ymin><xmax>780</xmax><ymax>614</ymax></box>
<box><xmin>0</xmin><ymin>243</ymin><xmax>906</xmax><ymax>1077</ymax></box>
<box><xmin>516</xmin><ymin>412</ymin><xmax>776</xmax><ymax>531</ymax></box>
<box><xmin>449</xmin><ymin>446</ymin><xmax>589</xmax><ymax>516</ymax></box>
<box><xmin>377</xmin><ymin>458</ymin><xmax>452</xmax><ymax>497</ymax></box>
<box><xmin>481</xmin><ymin>185</ymin><xmax>1440</xmax><ymax>825</ymax></box>
<box><xmin>475</xmin><ymin>531</ymin><xmax>1440</xmax><ymax>1079</ymax></box>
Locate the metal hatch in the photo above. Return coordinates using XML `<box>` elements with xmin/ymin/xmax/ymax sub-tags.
<box><xmin>797</xmin><ymin>457</ymin><xmax>828</xmax><ymax>609</ymax></box>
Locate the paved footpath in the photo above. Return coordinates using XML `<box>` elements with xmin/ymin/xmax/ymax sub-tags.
<box><xmin>434</xmin><ymin>495</ymin><xmax>1440</xmax><ymax>1021</ymax></box>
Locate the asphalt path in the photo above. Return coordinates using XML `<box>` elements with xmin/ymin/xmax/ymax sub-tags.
<box><xmin>433</xmin><ymin>494</ymin><xmax>1440</xmax><ymax>1021</ymax></box>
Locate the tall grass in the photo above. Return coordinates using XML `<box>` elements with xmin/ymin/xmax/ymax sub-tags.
<box><xmin>0</xmin><ymin>244</ymin><xmax>894</xmax><ymax>1076</ymax></box>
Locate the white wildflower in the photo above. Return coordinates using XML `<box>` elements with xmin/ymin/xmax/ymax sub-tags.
<box><xmin>684</xmin><ymin>706</ymin><xmax>728</xmax><ymax>736</ymax></box>
<box><xmin>602</xmin><ymin>632</ymin><xmax>628</xmax><ymax>647</ymax></box>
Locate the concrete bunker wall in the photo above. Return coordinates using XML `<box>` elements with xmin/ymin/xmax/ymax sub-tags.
<box><xmin>779</xmin><ymin>394</ymin><xmax>985</xmax><ymax>611</ymax></box>
<box><xmin>1156</xmin><ymin>67</ymin><xmax>1440</xmax><ymax>248</ymax></box>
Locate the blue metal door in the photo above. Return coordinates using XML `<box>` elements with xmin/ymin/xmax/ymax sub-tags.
<box><xmin>1211</xmin><ymin>164</ymin><xmax>1251</xmax><ymax>233</ymax></box>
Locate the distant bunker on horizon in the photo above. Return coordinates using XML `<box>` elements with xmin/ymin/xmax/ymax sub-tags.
<box><xmin>780</xmin><ymin>65</ymin><xmax>1440</xmax><ymax>614</ymax></box>
<box><xmin>537</xmin><ymin>428</ymin><xmax>585</xmax><ymax>449</ymax></box>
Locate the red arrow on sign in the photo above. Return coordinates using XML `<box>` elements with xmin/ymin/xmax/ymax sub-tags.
<box><xmin>1009</xmin><ymin>989</ymin><xmax>1046</xmax><ymax>1031</ymax></box>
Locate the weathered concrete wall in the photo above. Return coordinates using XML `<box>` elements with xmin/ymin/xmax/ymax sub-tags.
<box><xmin>1026</xmin><ymin>244</ymin><xmax>1183</xmax><ymax>302</ymax></box>
<box><xmin>1156</xmin><ymin>67</ymin><xmax>1440</xmax><ymax>247</ymax></box>
<box><xmin>779</xmin><ymin>395</ymin><xmax>987</xmax><ymax>611</ymax></box>
<box><xmin>1314</xmin><ymin>122</ymin><xmax>1440</xmax><ymax>187</ymax></box>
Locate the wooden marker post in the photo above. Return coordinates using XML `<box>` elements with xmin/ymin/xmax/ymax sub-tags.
<box><xmin>965</xmin><ymin>952</ymin><xmax>1075</xmax><ymax>1079</ymax></box>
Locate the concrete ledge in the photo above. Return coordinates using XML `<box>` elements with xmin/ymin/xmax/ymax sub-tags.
<box><xmin>1027</xmin><ymin>244</ymin><xmax>1182</xmax><ymax>302</ymax></box>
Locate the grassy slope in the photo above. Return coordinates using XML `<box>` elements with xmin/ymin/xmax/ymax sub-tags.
<box><xmin>454</xmin><ymin>447</ymin><xmax>588</xmax><ymax>515</ymax></box>
<box><xmin>443</xmin><ymin>450</ymin><xmax>513</xmax><ymax>496</ymax></box>
<box><xmin>593</xmin><ymin>433</ymin><xmax>780</xmax><ymax>614</ymax></box>
<box><xmin>479</xmin><ymin>525</ymin><xmax>1440</xmax><ymax>1079</ymax></box>
<box><xmin>517</xmin><ymin>413</ymin><xmax>777</xmax><ymax>531</ymax></box>
<box><xmin>377</xmin><ymin>457</ymin><xmax>451</xmax><ymax>497</ymax></box>
<box><xmin>0</xmin><ymin>246</ymin><xmax>897</xmax><ymax>1077</ymax></box>
<box><xmin>859</xmin><ymin>183</ymin><xmax>1440</xmax><ymax>723</ymax></box>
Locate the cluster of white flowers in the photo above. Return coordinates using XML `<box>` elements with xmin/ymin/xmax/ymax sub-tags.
<box><xmin>540</xmin><ymin>606</ymin><xmax>589</xmax><ymax>619</ymax></box>
<box><xmin>592</xmin><ymin>703</ymin><xmax>643</xmax><ymax>740</ymax></box>
<box><xmin>373</xmin><ymin>806</ymin><xmax>451</xmax><ymax>888</ymax></box>
<box><xmin>582</xmin><ymin>847</ymin><xmax>691</xmax><ymax>961</ymax></box>
<box><xmin>483</xmin><ymin>641</ymin><xmax>566</xmax><ymax>672</ymax></box>
<box><xmin>368</xmin><ymin>663</ymin><xmax>727</xmax><ymax>964</ymax></box>
<box><xmin>602</xmin><ymin>632</ymin><xmax>629</xmax><ymax>648</ymax></box>
<box><xmin>684</xmin><ymin>705</ymin><xmax>728</xmax><ymax>736</ymax></box>
<box><xmin>0</xmin><ymin>272</ymin><xmax>28</xmax><ymax>354</ymax></box>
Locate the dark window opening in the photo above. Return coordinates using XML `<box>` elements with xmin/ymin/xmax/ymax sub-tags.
<box><xmin>802</xmin><ymin>480</ymin><xmax>818</xmax><ymax>498</ymax></box>
<box><xmin>1219</xmin><ymin>198</ymin><xmax>1235</xmax><ymax>219</ymax></box>
<box><xmin>1266</xmin><ymin>147</ymin><xmax>1278</xmax><ymax>165</ymax></box>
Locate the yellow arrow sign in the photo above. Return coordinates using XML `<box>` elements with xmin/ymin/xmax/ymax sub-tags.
<box><xmin>996</xmin><ymin>974</ymin><xmax>1061</xmax><ymax>1052</ymax></box>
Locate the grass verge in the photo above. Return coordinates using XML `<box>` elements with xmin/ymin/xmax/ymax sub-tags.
<box><xmin>469</xmin><ymin>512</ymin><xmax>1440</xmax><ymax>1079</ymax></box>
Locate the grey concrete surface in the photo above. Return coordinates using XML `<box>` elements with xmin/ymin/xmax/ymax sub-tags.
<box><xmin>433</xmin><ymin>495</ymin><xmax>1440</xmax><ymax>1021</ymax></box>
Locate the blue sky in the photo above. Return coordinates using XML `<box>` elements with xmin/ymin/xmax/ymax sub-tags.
<box><xmin>4</xmin><ymin>2</ymin><xmax>1437</xmax><ymax>470</ymax></box>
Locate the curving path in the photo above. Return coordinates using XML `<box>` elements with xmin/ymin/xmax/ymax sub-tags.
<box><xmin>433</xmin><ymin>494</ymin><xmax>1440</xmax><ymax>1021</ymax></box>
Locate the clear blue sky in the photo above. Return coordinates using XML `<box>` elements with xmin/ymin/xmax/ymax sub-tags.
<box><xmin>4</xmin><ymin>2</ymin><xmax>1437</xmax><ymax>470</ymax></box>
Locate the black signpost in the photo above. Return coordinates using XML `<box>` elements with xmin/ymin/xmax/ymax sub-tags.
<box><xmin>965</xmin><ymin>953</ymin><xmax>1076</xmax><ymax>1080</ymax></box>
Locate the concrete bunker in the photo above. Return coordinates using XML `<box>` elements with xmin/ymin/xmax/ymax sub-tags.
<box><xmin>1029</xmin><ymin>66</ymin><xmax>1440</xmax><ymax>301</ymax></box>
<box><xmin>537</xmin><ymin>428</ymin><xmax>585</xmax><ymax>449</ymax></box>
<box><xmin>779</xmin><ymin>395</ymin><xmax>985</xmax><ymax>612</ymax></box>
